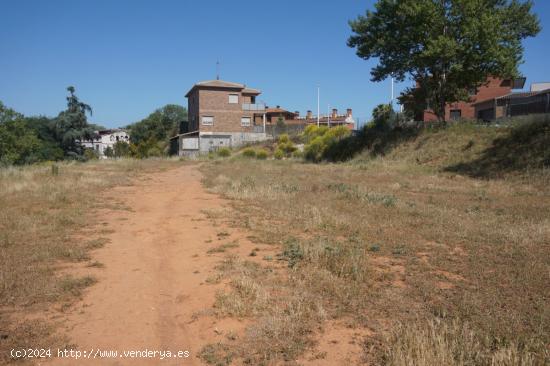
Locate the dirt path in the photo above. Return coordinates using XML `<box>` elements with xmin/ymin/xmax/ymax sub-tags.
<box><xmin>52</xmin><ymin>164</ymin><xmax>239</xmax><ymax>365</ymax></box>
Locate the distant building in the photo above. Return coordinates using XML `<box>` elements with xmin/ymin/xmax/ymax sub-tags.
<box><xmin>263</xmin><ymin>106</ymin><xmax>355</xmax><ymax>129</ymax></box>
<box><xmin>171</xmin><ymin>80</ymin><xmax>268</xmax><ymax>156</ymax></box>
<box><xmin>80</xmin><ymin>129</ymin><xmax>130</xmax><ymax>158</ymax></box>
<box><xmin>531</xmin><ymin>82</ymin><xmax>550</xmax><ymax>92</ymax></box>
<box><xmin>420</xmin><ymin>77</ymin><xmax>526</xmax><ymax>121</ymax></box>
<box><xmin>474</xmin><ymin>85</ymin><xmax>550</xmax><ymax>120</ymax></box>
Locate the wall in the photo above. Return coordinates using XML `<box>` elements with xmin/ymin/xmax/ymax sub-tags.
<box><xmin>197</xmin><ymin>88</ymin><xmax>257</xmax><ymax>133</ymax></box>
<box><xmin>423</xmin><ymin>78</ymin><xmax>513</xmax><ymax>121</ymax></box>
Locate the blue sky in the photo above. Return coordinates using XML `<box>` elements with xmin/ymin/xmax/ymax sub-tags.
<box><xmin>1</xmin><ymin>0</ymin><xmax>549</xmax><ymax>128</ymax></box>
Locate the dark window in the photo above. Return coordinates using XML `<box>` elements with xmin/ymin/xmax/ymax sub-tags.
<box><xmin>450</xmin><ymin>109</ymin><xmax>462</xmax><ymax>120</ymax></box>
<box><xmin>501</xmin><ymin>79</ymin><xmax>512</xmax><ymax>87</ymax></box>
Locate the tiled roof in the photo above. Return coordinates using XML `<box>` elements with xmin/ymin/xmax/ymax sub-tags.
<box><xmin>185</xmin><ymin>80</ymin><xmax>261</xmax><ymax>97</ymax></box>
<box><xmin>195</xmin><ymin>80</ymin><xmax>244</xmax><ymax>88</ymax></box>
<box><xmin>242</xmin><ymin>87</ymin><xmax>261</xmax><ymax>95</ymax></box>
<box><xmin>265</xmin><ymin>107</ymin><xmax>295</xmax><ymax>114</ymax></box>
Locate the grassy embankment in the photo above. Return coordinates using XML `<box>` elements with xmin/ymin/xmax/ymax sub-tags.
<box><xmin>199</xmin><ymin>118</ymin><xmax>550</xmax><ymax>365</ymax></box>
<box><xmin>0</xmin><ymin>158</ymin><xmax>180</xmax><ymax>364</ymax></box>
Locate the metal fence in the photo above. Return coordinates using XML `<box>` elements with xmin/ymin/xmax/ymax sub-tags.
<box><xmin>508</xmin><ymin>93</ymin><xmax>550</xmax><ymax>117</ymax></box>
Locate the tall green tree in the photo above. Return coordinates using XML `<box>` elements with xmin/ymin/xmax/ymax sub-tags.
<box><xmin>127</xmin><ymin>104</ymin><xmax>187</xmax><ymax>145</ymax></box>
<box><xmin>348</xmin><ymin>0</ymin><xmax>540</xmax><ymax>121</ymax></box>
<box><xmin>54</xmin><ymin>86</ymin><xmax>96</xmax><ymax>157</ymax></box>
<box><xmin>0</xmin><ymin>102</ymin><xmax>43</xmax><ymax>165</ymax></box>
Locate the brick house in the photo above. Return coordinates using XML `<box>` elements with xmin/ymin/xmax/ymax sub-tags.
<box><xmin>473</xmin><ymin>84</ymin><xmax>550</xmax><ymax>121</ymax></box>
<box><xmin>172</xmin><ymin>80</ymin><xmax>268</xmax><ymax>156</ymax></box>
<box><xmin>421</xmin><ymin>77</ymin><xmax>526</xmax><ymax>122</ymax></box>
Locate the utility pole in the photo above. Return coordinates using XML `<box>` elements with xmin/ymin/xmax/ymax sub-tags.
<box><xmin>317</xmin><ymin>86</ymin><xmax>320</xmax><ymax>127</ymax></box>
<box><xmin>391</xmin><ymin>76</ymin><xmax>394</xmax><ymax>104</ymax></box>
<box><xmin>327</xmin><ymin>104</ymin><xmax>330</xmax><ymax>127</ymax></box>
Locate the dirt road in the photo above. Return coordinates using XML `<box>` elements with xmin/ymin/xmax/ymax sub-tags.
<box><xmin>53</xmin><ymin>164</ymin><xmax>241</xmax><ymax>365</ymax></box>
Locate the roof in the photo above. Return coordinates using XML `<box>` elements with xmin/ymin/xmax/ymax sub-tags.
<box><xmin>265</xmin><ymin>107</ymin><xmax>296</xmax><ymax>115</ymax></box>
<box><xmin>473</xmin><ymin>88</ymin><xmax>550</xmax><ymax>105</ymax></box>
<box><xmin>242</xmin><ymin>88</ymin><xmax>261</xmax><ymax>95</ymax></box>
<box><xmin>185</xmin><ymin>79</ymin><xmax>261</xmax><ymax>97</ymax></box>
<box><xmin>169</xmin><ymin>130</ymin><xmax>199</xmax><ymax>140</ymax></box>
<box><xmin>96</xmin><ymin>128</ymin><xmax>127</xmax><ymax>135</ymax></box>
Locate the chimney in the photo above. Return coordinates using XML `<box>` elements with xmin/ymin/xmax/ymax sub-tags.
<box><xmin>306</xmin><ymin>110</ymin><xmax>312</xmax><ymax>119</ymax></box>
<box><xmin>294</xmin><ymin>111</ymin><xmax>300</xmax><ymax>117</ymax></box>
<box><xmin>346</xmin><ymin>108</ymin><xmax>352</xmax><ymax>117</ymax></box>
<box><xmin>331</xmin><ymin>108</ymin><xmax>338</xmax><ymax>118</ymax></box>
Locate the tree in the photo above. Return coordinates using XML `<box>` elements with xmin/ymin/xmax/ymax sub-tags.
<box><xmin>348</xmin><ymin>0</ymin><xmax>540</xmax><ymax>121</ymax></box>
<box><xmin>54</xmin><ymin>86</ymin><xmax>97</xmax><ymax>157</ymax></box>
<box><xmin>113</xmin><ymin>141</ymin><xmax>131</xmax><ymax>158</ymax></box>
<box><xmin>126</xmin><ymin>104</ymin><xmax>187</xmax><ymax>145</ymax></box>
<box><xmin>103</xmin><ymin>146</ymin><xmax>114</xmax><ymax>158</ymax></box>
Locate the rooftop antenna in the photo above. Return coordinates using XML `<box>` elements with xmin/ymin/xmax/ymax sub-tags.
<box><xmin>216</xmin><ymin>60</ymin><xmax>220</xmax><ymax>80</ymax></box>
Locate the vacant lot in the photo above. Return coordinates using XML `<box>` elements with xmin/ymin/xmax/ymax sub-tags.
<box><xmin>0</xmin><ymin>159</ymin><xmax>180</xmax><ymax>363</ymax></box>
<box><xmin>199</xmin><ymin>123</ymin><xmax>550</xmax><ymax>365</ymax></box>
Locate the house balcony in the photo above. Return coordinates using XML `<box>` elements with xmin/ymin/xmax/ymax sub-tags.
<box><xmin>242</xmin><ymin>103</ymin><xmax>266</xmax><ymax>111</ymax></box>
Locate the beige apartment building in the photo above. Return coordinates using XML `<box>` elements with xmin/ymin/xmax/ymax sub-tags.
<box><xmin>173</xmin><ymin>80</ymin><xmax>268</xmax><ymax>156</ymax></box>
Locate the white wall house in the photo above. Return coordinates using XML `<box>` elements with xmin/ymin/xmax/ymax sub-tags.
<box><xmin>80</xmin><ymin>129</ymin><xmax>130</xmax><ymax>158</ymax></box>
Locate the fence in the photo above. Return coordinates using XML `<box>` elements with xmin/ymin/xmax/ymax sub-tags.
<box><xmin>508</xmin><ymin>92</ymin><xmax>550</xmax><ymax>117</ymax></box>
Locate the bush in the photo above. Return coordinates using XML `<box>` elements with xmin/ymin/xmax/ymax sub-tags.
<box><xmin>278</xmin><ymin>134</ymin><xmax>290</xmax><ymax>144</ymax></box>
<box><xmin>279</xmin><ymin>141</ymin><xmax>297</xmax><ymax>155</ymax></box>
<box><xmin>302</xmin><ymin>125</ymin><xmax>352</xmax><ymax>162</ymax></box>
<box><xmin>292</xmin><ymin>150</ymin><xmax>303</xmax><ymax>159</ymax></box>
<box><xmin>242</xmin><ymin>147</ymin><xmax>256</xmax><ymax>158</ymax></box>
<box><xmin>274</xmin><ymin>149</ymin><xmax>284</xmax><ymax>160</ymax></box>
<box><xmin>217</xmin><ymin>147</ymin><xmax>231</xmax><ymax>157</ymax></box>
<box><xmin>256</xmin><ymin>149</ymin><xmax>268</xmax><ymax>160</ymax></box>
<box><xmin>84</xmin><ymin>149</ymin><xmax>99</xmax><ymax>160</ymax></box>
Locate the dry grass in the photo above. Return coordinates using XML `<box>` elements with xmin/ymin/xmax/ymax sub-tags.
<box><xmin>0</xmin><ymin>158</ymin><xmax>181</xmax><ymax>364</ymax></box>
<box><xmin>200</xmin><ymin>124</ymin><xmax>550</xmax><ymax>365</ymax></box>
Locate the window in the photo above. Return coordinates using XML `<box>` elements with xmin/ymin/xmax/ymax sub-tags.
<box><xmin>241</xmin><ymin>117</ymin><xmax>251</xmax><ymax>127</ymax></box>
<box><xmin>228</xmin><ymin>94</ymin><xmax>239</xmax><ymax>104</ymax></box>
<box><xmin>450</xmin><ymin>109</ymin><xmax>462</xmax><ymax>120</ymax></box>
<box><xmin>202</xmin><ymin>116</ymin><xmax>214</xmax><ymax>125</ymax></box>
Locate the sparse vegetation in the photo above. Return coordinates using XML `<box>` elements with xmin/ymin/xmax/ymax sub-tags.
<box><xmin>256</xmin><ymin>149</ymin><xmax>268</xmax><ymax>160</ymax></box>
<box><xmin>217</xmin><ymin>147</ymin><xmax>231</xmax><ymax>158</ymax></box>
<box><xmin>200</xmin><ymin>120</ymin><xmax>550</xmax><ymax>364</ymax></box>
<box><xmin>0</xmin><ymin>159</ymin><xmax>180</xmax><ymax>363</ymax></box>
<box><xmin>241</xmin><ymin>147</ymin><xmax>256</xmax><ymax>158</ymax></box>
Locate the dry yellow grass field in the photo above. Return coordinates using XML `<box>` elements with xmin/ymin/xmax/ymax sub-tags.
<box><xmin>199</xmin><ymin>121</ymin><xmax>550</xmax><ymax>365</ymax></box>
<box><xmin>0</xmin><ymin>159</ymin><xmax>181</xmax><ymax>364</ymax></box>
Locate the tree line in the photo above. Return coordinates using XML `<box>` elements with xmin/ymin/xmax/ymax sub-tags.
<box><xmin>0</xmin><ymin>87</ymin><xmax>187</xmax><ymax>165</ymax></box>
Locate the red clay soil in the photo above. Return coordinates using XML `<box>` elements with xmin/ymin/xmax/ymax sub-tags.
<box><xmin>48</xmin><ymin>164</ymin><xmax>246</xmax><ymax>365</ymax></box>
<box><xmin>46</xmin><ymin>164</ymin><xmax>365</xmax><ymax>365</ymax></box>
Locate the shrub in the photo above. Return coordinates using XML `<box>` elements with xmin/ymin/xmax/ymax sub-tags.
<box><xmin>279</xmin><ymin>141</ymin><xmax>297</xmax><ymax>155</ymax></box>
<box><xmin>303</xmin><ymin>136</ymin><xmax>325</xmax><ymax>162</ymax></box>
<box><xmin>302</xmin><ymin>125</ymin><xmax>352</xmax><ymax>162</ymax></box>
<box><xmin>292</xmin><ymin>150</ymin><xmax>303</xmax><ymax>159</ymax></box>
<box><xmin>274</xmin><ymin>149</ymin><xmax>284</xmax><ymax>160</ymax></box>
<box><xmin>84</xmin><ymin>149</ymin><xmax>99</xmax><ymax>160</ymax></box>
<box><xmin>242</xmin><ymin>147</ymin><xmax>256</xmax><ymax>158</ymax></box>
<box><xmin>256</xmin><ymin>149</ymin><xmax>268</xmax><ymax>160</ymax></box>
<box><xmin>217</xmin><ymin>147</ymin><xmax>231</xmax><ymax>157</ymax></box>
<box><xmin>278</xmin><ymin>134</ymin><xmax>290</xmax><ymax>144</ymax></box>
<box><xmin>302</xmin><ymin>125</ymin><xmax>329</xmax><ymax>143</ymax></box>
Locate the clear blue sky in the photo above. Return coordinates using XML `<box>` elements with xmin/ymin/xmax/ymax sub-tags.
<box><xmin>1</xmin><ymin>0</ymin><xmax>549</xmax><ymax>128</ymax></box>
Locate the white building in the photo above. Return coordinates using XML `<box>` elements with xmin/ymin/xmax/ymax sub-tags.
<box><xmin>80</xmin><ymin>129</ymin><xmax>130</xmax><ymax>158</ymax></box>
